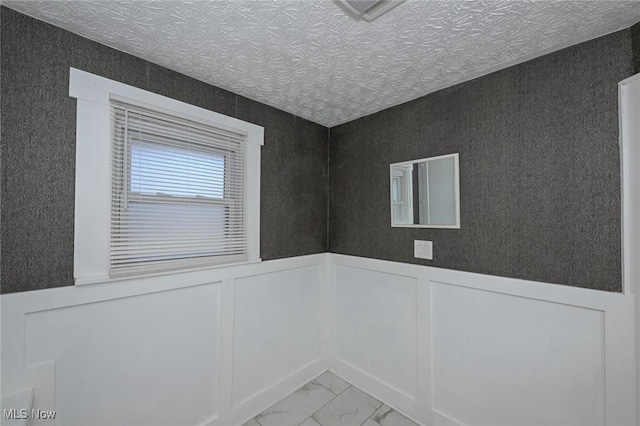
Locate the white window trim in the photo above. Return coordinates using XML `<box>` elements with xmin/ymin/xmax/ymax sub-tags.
<box><xmin>69</xmin><ymin>68</ymin><xmax>263</xmax><ymax>285</ymax></box>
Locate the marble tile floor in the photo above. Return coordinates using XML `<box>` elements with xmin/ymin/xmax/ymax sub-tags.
<box><xmin>243</xmin><ymin>371</ymin><xmax>421</xmax><ymax>426</ymax></box>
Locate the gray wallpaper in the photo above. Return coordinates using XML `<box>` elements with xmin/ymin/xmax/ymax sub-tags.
<box><xmin>329</xmin><ymin>28</ymin><xmax>635</xmax><ymax>292</ymax></box>
<box><xmin>0</xmin><ymin>7</ymin><xmax>328</xmax><ymax>294</ymax></box>
<box><xmin>2</xmin><ymin>7</ymin><xmax>638</xmax><ymax>294</ymax></box>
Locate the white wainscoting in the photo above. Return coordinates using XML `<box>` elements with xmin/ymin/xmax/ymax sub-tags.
<box><xmin>2</xmin><ymin>253</ymin><xmax>636</xmax><ymax>426</ymax></box>
<box><xmin>0</xmin><ymin>254</ymin><xmax>328</xmax><ymax>426</ymax></box>
<box><xmin>328</xmin><ymin>254</ymin><xmax>636</xmax><ymax>426</ymax></box>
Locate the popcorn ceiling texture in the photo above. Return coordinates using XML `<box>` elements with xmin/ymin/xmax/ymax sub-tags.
<box><xmin>329</xmin><ymin>29</ymin><xmax>635</xmax><ymax>292</ymax></box>
<box><xmin>4</xmin><ymin>1</ymin><xmax>640</xmax><ymax>127</ymax></box>
<box><xmin>0</xmin><ymin>8</ymin><xmax>328</xmax><ymax>294</ymax></box>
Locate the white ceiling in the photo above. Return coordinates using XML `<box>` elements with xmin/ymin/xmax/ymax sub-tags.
<box><xmin>5</xmin><ymin>1</ymin><xmax>640</xmax><ymax>127</ymax></box>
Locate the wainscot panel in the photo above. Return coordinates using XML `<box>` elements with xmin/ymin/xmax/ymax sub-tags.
<box><xmin>328</xmin><ymin>254</ymin><xmax>636</xmax><ymax>426</ymax></box>
<box><xmin>0</xmin><ymin>254</ymin><xmax>328</xmax><ymax>426</ymax></box>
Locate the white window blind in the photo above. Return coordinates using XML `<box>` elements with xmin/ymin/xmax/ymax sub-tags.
<box><xmin>110</xmin><ymin>99</ymin><xmax>247</xmax><ymax>277</ymax></box>
<box><xmin>392</xmin><ymin>166</ymin><xmax>413</xmax><ymax>225</ymax></box>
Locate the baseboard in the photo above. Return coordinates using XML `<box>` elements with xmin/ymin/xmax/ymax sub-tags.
<box><xmin>203</xmin><ymin>358</ymin><xmax>327</xmax><ymax>426</ymax></box>
<box><xmin>329</xmin><ymin>358</ymin><xmax>436</xmax><ymax>426</ymax></box>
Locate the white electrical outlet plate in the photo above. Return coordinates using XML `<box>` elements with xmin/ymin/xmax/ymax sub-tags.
<box><xmin>414</xmin><ymin>240</ymin><xmax>433</xmax><ymax>260</ymax></box>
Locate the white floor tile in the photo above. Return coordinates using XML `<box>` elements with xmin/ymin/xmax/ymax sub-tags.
<box><xmin>311</xmin><ymin>386</ymin><xmax>382</xmax><ymax>426</ymax></box>
<box><xmin>361</xmin><ymin>420</ymin><xmax>379</xmax><ymax>426</ymax></box>
<box><xmin>242</xmin><ymin>420</ymin><xmax>261</xmax><ymax>426</ymax></box>
<box><xmin>313</xmin><ymin>371</ymin><xmax>351</xmax><ymax>395</ymax></box>
<box><xmin>370</xmin><ymin>405</ymin><xmax>419</xmax><ymax>426</ymax></box>
<box><xmin>255</xmin><ymin>382</ymin><xmax>335</xmax><ymax>426</ymax></box>
<box><xmin>300</xmin><ymin>418</ymin><xmax>323</xmax><ymax>426</ymax></box>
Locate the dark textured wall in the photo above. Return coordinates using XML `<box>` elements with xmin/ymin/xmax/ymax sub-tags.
<box><xmin>2</xmin><ymin>7</ymin><xmax>637</xmax><ymax>295</ymax></box>
<box><xmin>329</xmin><ymin>29</ymin><xmax>635</xmax><ymax>292</ymax></box>
<box><xmin>633</xmin><ymin>21</ymin><xmax>640</xmax><ymax>73</ymax></box>
<box><xmin>0</xmin><ymin>7</ymin><xmax>328</xmax><ymax>294</ymax></box>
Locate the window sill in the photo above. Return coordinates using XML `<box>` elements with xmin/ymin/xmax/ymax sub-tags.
<box><xmin>75</xmin><ymin>258</ymin><xmax>263</xmax><ymax>286</ymax></box>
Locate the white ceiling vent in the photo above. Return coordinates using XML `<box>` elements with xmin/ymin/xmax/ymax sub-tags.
<box><xmin>339</xmin><ymin>0</ymin><xmax>405</xmax><ymax>21</ymax></box>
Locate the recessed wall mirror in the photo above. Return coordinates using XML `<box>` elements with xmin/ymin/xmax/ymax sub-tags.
<box><xmin>390</xmin><ymin>153</ymin><xmax>460</xmax><ymax>228</ymax></box>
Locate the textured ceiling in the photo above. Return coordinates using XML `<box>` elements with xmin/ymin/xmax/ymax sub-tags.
<box><xmin>5</xmin><ymin>1</ymin><xmax>640</xmax><ymax>127</ymax></box>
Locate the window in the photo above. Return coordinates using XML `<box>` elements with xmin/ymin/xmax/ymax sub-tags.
<box><xmin>70</xmin><ymin>69</ymin><xmax>263</xmax><ymax>284</ymax></box>
<box><xmin>110</xmin><ymin>100</ymin><xmax>248</xmax><ymax>276</ymax></box>
<box><xmin>391</xmin><ymin>165</ymin><xmax>413</xmax><ymax>225</ymax></box>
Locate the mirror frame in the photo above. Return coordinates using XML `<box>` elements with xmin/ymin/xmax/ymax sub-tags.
<box><xmin>390</xmin><ymin>153</ymin><xmax>460</xmax><ymax>229</ymax></box>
